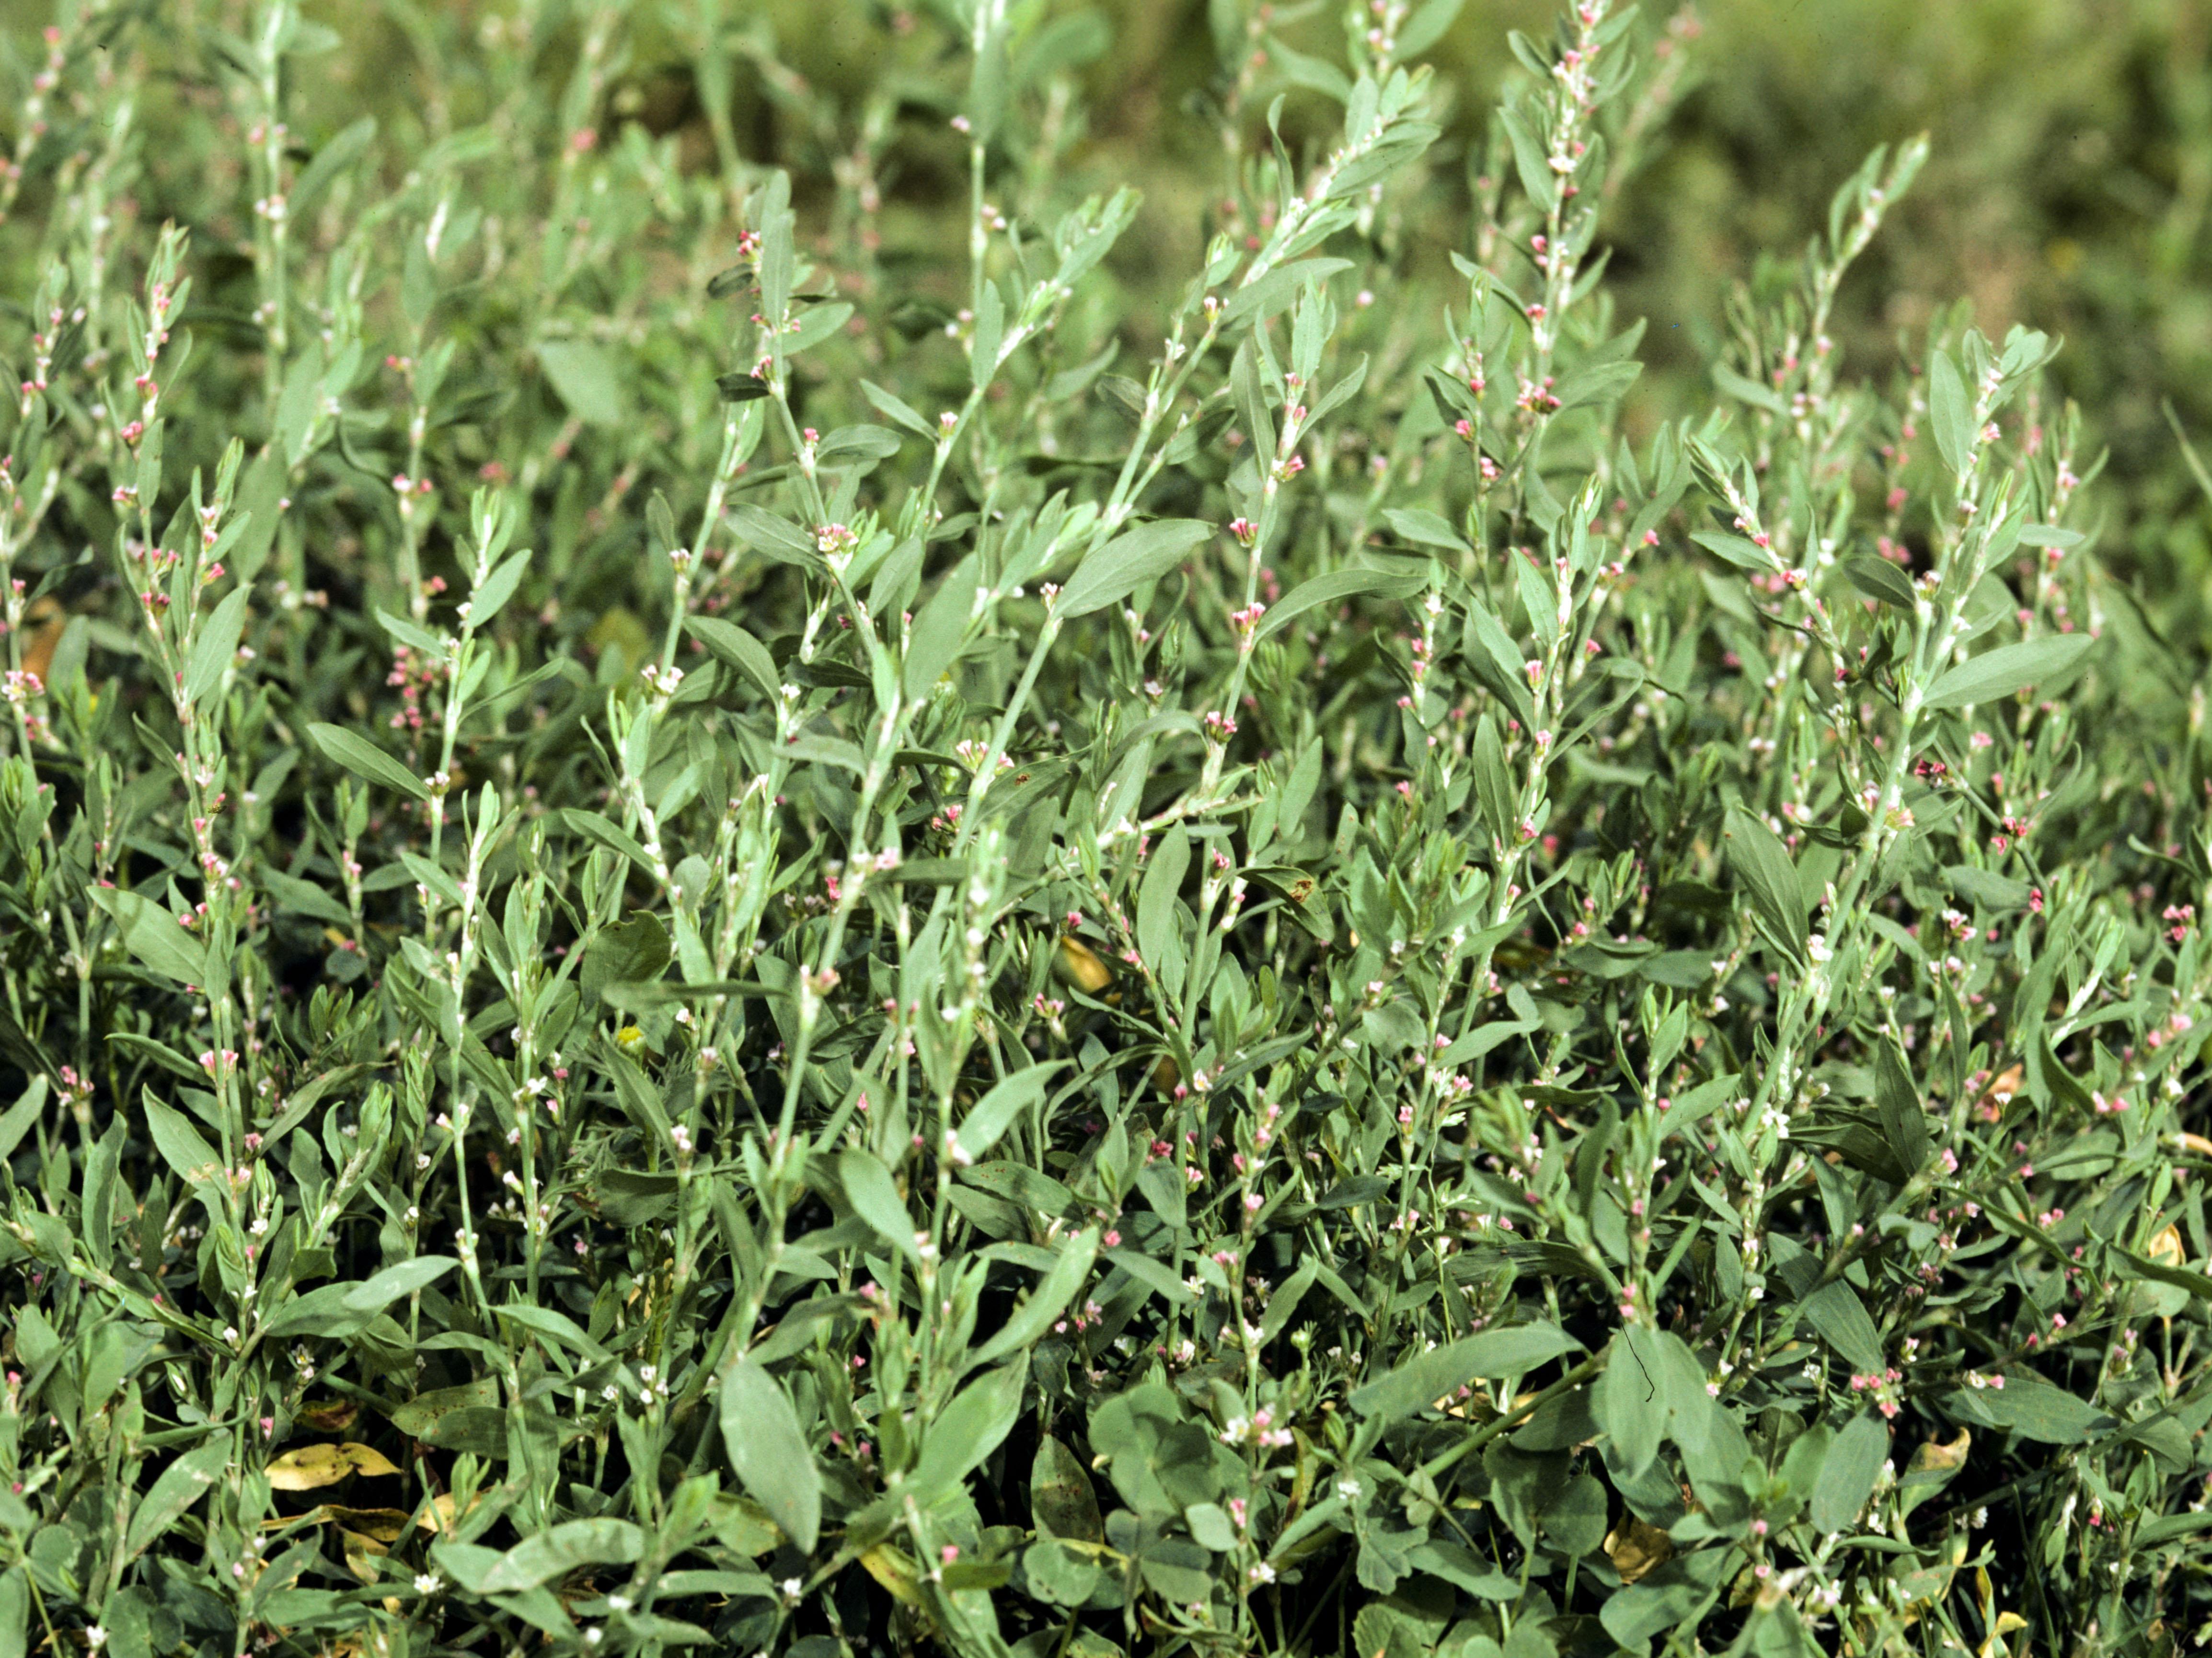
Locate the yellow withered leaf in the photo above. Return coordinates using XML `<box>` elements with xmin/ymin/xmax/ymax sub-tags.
<box><xmin>1604</xmin><ymin>1516</ymin><xmax>1674</xmax><ymax>1585</ymax></box>
<box><xmin>859</xmin><ymin>1542</ymin><xmax>922</xmax><ymax>1605</ymax></box>
<box><xmin>1909</xmin><ymin>1427</ymin><xmax>1971</xmax><ymax>1476</ymax></box>
<box><xmin>265</xmin><ymin>1442</ymin><xmax>403</xmax><ymax>1491</ymax></box>
<box><xmin>415</xmin><ymin>1490</ymin><xmax>487</xmax><ymax>1534</ymax></box>
<box><xmin>296</xmin><ymin>1401</ymin><xmax>359</xmax><ymax>1433</ymax></box>
<box><xmin>2148</xmin><ymin>1224</ymin><xmax>2187</xmax><ymax>1269</ymax></box>
<box><xmin>339</xmin><ymin>1530</ymin><xmax>388</xmax><ymax>1585</ymax></box>
<box><xmin>1057</xmin><ymin>935</ymin><xmax>1112</xmax><ymax>994</ymax></box>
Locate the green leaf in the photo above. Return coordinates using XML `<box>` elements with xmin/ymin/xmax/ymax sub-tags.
<box><xmin>861</xmin><ymin>379</ymin><xmax>937</xmax><ymax>439</ymax></box>
<box><xmin>2111</xmin><ymin>1247</ymin><xmax>2212</xmax><ymax>1299</ymax></box>
<box><xmin>123</xmin><ymin>1440</ymin><xmax>229</xmax><ymax>1561</ymax></box>
<box><xmin>1922</xmin><ymin>633</ymin><xmax>2095</xmax><ymax>709</ymax></box>
<box><xmin>1104</xmin><ymin>1247</ymin><xmax>1201</xmax><ymax>1310</ymax></box>
<box><xmin>538</xmin><ymin>338</ymin><xmax>626</xmax><ymax>428</ymax></box>
<box><xmin>838</xmin><ymin>1149</ymin><xmax>917</xmax><ymax>1260</ymax></box>
<box><xmin>141</xmin><ymin>1093</ymin><xmax>223</xmax><ymax>1188</ymax></box>
<box><xmin>1030</xmin><ymin>1433</ymin><xmax>1104</xmax><ymax>1542</ymax></box>
<box><xmin>1809</xmin><ymin>1414</ymin><xmax>1888</xmax><ymax>1533</ymax></box>
<box><xmin>493</xmin><ymin>1302</ymin><xmax>611</xmax><ymax>1362</ymax></box>
<box><xmin>1262</xmin><ymin>33</ymin><xmax>1351</xmax><ymax>102</ymax></box>
<box><xmin>1381</xmin><ymin>508</ymin><xmax>1468</xmax><ymax>552</ymax></box>
<box><xmin>1799</xmin><ymin>1280</ymin><xmax>1885</xmax><ymax>1374</ymax></box>
<box><xmin>342</xmin><ymin>1255</ymin><xmax>458</xmax><ymax>1315</ymax></box>
<box><xmin>1254</xmin><ymin>566</ymin><xmax>1422</xmax><ymax>647</ymax></box>
<box><xmin>581</xmin><ymin>913</ymin><xmax>671</xmax><ymax>1007</ymax></box>
<box><xmin>1722</xmin><ymin>803</ymin><xmax>1807</xmax><ymax>961</ymax></box>
<box><xmin>0</xmin><ymin>1568</ymin><xmax>23</xmax><ymax>1658</ymax></box>
<box><xmin>1842</xmin><ymin>553</ymin><xmax>1918</xmax><ymax>610</ymax></box>
<box><xmin>1927</xmin><ymin>348</ymin><xmax>1971</xmax><ymax>475</ymax></box>
<box><xmin>287</xmin><ymin>116</ymin><xmax>376</xmax><ymax>221</ymax></box>
<box><xmin>968</xmin><ymin>1226</ymin><xmax>1099</xmax><ymax>1369</ymax></box>
<box><xmin>468</xmin><ymin>548</ymin><xmax>532</xmax><ymax>630</ymax></box>
<box><xmin>1394</xmin><ymin>0</ymin><xmax>1467</xmax><ymax>57</ymax></box>
<box><xmin>259</xmin><ymin>868</ymin><xmax>354</xmax><ymax>928</ymax></box>
<box><xmin>1873</xmin><ymin>1037</ymin><xmax>1931</xmax><ymax>1177</ymax></box>
<box><xmin>904</xmin><ymin>554</ymin><xmax>979</xmax><ymax>700</ymax></box>
<box><xmin>389</xmin><ymin>1379</ymin><xmax>504</xmax><ymax>1449</ymax></box>
<box><xmin>912</xmin><ymin>1363</ymin><xmax>1025</xmax><ymax>1500</ymax></box>
<box><xmin>1595</xmin><ymin>1325</ymin><xmax>1668</xmax><ymax>1480</ymax></box>
<box><xmin>1350</xmin><ymin>1322</ymin><xmax>1581</xmax><ymax>1419</ymax></box>
<box><xmin>687</xmin><ymin>616</ymin><xmax>782</xmax><ymax>701</ymax></box>
<box><xmin>1692</xmin><ymin>529</ymin><xmax>1777</xmax><ymax>572</ymax></box>
<box><xmin>1056</xmin><ymin>519</ymin><xmax>1212</xmax><ymax>617</ymax></box>
<box><xmin>309</xmin><ymin>722</ymin><xmax>429</xmax><ymax>800</ymax></box>
<box><xmin>1971</xmin><ymin>1372</ymin><xmax>2112</xmax><ymax>1443</ymax></box>
<box><xmin>956</xmin><ymin>1064</ymin><xmax>1059</xmax><ymax>1164</ymax></box>
<box><xmin>185</xmin><ymin>586</ymin><xmax>250</xmax><ymax>709</ymax></box>
<box><xmin>720</xmin><ymin>1357</ymin><xmax>822</xmax><ymax>1552</ymax></box>
<box><xmin>0</xmin><ymin>1078</ymin><xmax>47</xmax><ymax>1166</ymax></box>
<box><xmin>1542</xmin><ymin>1472</ymin><xmax>1608</xmax><ymax>1555</ymax></box>
<box><xmin>1220</xmin><ymin>258</ymin><xmax>1354</xmax><ymax>327</ymax></box>
<box><xmin>1498</xmin><ymin>104</ymin><xmax>1558</xmax><ymax>215</ymax></box>
<box><xmin>970</xmin><ymin>278</ymin><xmax>1005</xmax><ymax>384</ymax></box>
<box><xmin>726</xmin><ymin>503</ymin><xmax>819</xmax><ymax>567</ymax></box>
<box><xmin>1136</xmin><ymin>823</ymin><xmax>1190</xmax><ymax>975</ymax></box>
<box><xmin>479</xmin><ymin>1520</ymin><xmax>645</xmax><ymax>1594</ymax></box>
<box><xmin>89</xmin><ymin>888</ymin><xmax>209</xmax><ymax>986</ymax></box>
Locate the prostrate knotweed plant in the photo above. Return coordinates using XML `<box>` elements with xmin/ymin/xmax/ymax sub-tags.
<box><xmin>0</xmin><ymin>3</ymin><xmax>2205</xmax><ymax>1658</ymax></box>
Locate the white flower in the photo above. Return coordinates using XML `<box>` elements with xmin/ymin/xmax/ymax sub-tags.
<box><xmin>1336</xmin><ymin>1476</ymin><xmax>1362</xmax><ymax>1501</ymax></box>
<box><xmin>85</xmin><ymin>1631</ymin><xmax>107</xmax><ymax>1652</ymax></box>
<box><xmin>780</xmin><ymin>1577</ymin><xmax>804</xmax><ymax>1600</ymax></box>
<box><xmin>414</xmin><ymin>1573</ymin><xmax>441</xmax><ymax>1594</ymax></box>
<box><xmin>606</xmin><ymin>1594</ymin><xmax>633</xmax><ymax>1612</ymax></box>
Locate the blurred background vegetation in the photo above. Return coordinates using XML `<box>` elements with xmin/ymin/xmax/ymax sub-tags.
<box><xmin>10</xmin><ymin>0</ymin><xmax>2208</xmax><ymax>645</ymax></box>
<box><xmin>740</xmin><ymin>0</ymin><xmax>2212</xmax><ymax>651</ymax></box>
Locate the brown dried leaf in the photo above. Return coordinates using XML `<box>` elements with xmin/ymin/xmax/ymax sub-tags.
<box><xmin>297</xmin><ymin>1401</ymin><xmax>359</xmax><ymax>1433</ymax></box>
<box><xmin>1978</xmin><ymin>1063</ymin><xmax>2025</xmax><ymax>1115</ymax></box>
<box><xmin>324</xmin><ymin>1507</ymin><xmax>411</xmax><ymax>1543</ymax></box>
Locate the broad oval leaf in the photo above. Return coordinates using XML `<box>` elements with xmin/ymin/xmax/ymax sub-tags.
<box><xmin>719</xmin><ymin>1357</ymin><xmax>821</xmax><ymax>1553</ymax></box>
<box><xmin>479</xmin><ymin>1519</ymin><xmax>645</xmax><ymax>1593</ymax></box>
<box><xmin>1809</xmin><ymin>1414</ymin><xmax>1889</xmax><ymax>1533</ymax></box>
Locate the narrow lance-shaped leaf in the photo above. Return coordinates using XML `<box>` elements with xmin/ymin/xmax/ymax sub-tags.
<box><xmin>310</xmin><ymin>722</ymin><xmax>430</xmax><ymax>801</ymax></box>
<box><xmin>1922</xmin><ymin>633</ymin><xmax>2094</xmax><ymax>710</ymax></box>
<box><xmin>1723</xmin><ymin>803</ymin><xmax>1808</xmax><ymax>961</ymax></box>
<box><xmin>1055</xmin><ymin>519</ymin><xmax>1212</xmax><ymax>617</ymax></box>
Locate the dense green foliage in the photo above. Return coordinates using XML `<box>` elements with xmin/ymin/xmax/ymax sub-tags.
<box><xmin>2</xmin><ymin>5</ymin><xmax>2212</xmax><ymax>1658</ymax></box>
